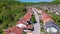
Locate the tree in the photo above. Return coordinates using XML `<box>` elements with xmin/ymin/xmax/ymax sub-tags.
<box><xmin>0</xmin><ymin>0</ymin><xmax>27</xmax><ymax>34</ymax></box>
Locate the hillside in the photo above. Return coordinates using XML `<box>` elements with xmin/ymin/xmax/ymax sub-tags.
<box><xmin>0</xmin><ymin>0</ymin><xmax>60</xmax><ymax>34</ymax></box>
<box><xmin>0</xmin><ymin>0</ymin><xmax>27</xmax><ymax>34</ymax></box>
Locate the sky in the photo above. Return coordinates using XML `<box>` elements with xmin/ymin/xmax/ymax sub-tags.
<box><xmin>19</xmin><ymin>0</ymin><xmax>54</xmax><ymax>2</ymax></box>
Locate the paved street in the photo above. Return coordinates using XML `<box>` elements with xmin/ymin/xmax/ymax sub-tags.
<box><xmin>32</xmin><ymin>8</ymin><xmax>41</xmax><ymax>34</ymax></box>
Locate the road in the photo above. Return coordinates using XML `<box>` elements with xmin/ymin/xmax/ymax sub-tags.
<box><xmin>33</xmin><ymin>7</ymin><xmax>60</xmax><ymax>34</ymax></box>
<box><xmin>32</xmin><ymin>8</ymin><xmax>41</xmax><ymax>34</ymax></box>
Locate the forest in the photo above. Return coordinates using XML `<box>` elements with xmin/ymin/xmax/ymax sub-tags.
<box><xmin>0</xmin><ymin>0</ymin><xmax>60</xmax><ymax>34</ymax></box>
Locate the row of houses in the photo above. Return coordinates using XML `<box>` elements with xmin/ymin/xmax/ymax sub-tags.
<box><xmin>33</xmin><ymin>4</ymin><xmax>60</xmax><ymax>16</ymax></box>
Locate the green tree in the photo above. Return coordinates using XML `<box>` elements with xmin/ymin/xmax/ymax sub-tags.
<box><xmin>0</xmin><ymin>0</ymin><xmax>27</xmax><ymax>34</ymax></box>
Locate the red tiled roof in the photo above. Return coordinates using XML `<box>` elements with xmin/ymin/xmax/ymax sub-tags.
<box><xmin>5</xmin><ymin>26</ymin><xmax>23</xmax><ymax>34</ymax></box>
<box><xmin>40</xmin><ymin>11</ymin><xmax>54</xmax><ymax>22</ymax></box>
<box><xmin>5</xmin><ymin>8</ymin><xmax>33</xmax><ymax>34</ymax></box>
